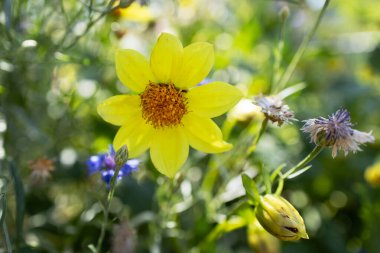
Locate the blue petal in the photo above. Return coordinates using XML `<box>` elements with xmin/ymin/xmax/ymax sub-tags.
<box><xmin>87</xmin><ymin>155</ymin><xmax>104</xmax><ymax>174</ymax></box>
<box><xmin>120</xmin><ymin>159</ymin><xmax>140</xmax><ymax>176</ymax></box>
<box><xmin>109</xmin><ymin>144</ymin><xmax>116</xmax><ymax>156</ymax></box>
<box><xmin>104</xmin><ymin>155</ymin><xmax>117</xmax><ymax>170</ymax></box>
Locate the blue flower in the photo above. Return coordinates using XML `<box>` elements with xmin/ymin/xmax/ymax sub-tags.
<box><xmin>86</xmin><ymin>145</ymin><xmax>139</xmax><ymax>187</ymax></box>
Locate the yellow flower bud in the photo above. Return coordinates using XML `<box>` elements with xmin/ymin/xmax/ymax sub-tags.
<box><xmin>256</xmin><ymin>194</ymin><xmax>309</xmax><ymax>241</ymax></box>
<box><xmin>248</xmin><ymin>220</ymin><xmax>280</xmax><ymax>253</ymax></box>
<box><xmin>364</xmin><ymin>162</ymin><xmax>380</xmax><ymax>188</ymax></box>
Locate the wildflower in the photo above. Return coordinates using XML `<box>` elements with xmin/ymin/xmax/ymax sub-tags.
<box><xmin>253</xmin><ymin>95</ymin><xmax>295</xmax><ymax>126</ymax></box>
<box><xmin>97</xmin><ymin>33</ymin><xmax>243</xmax><ymax>177</ymax></box>
<box><xmin>302</xmin><ymin>108</ymin><xmax>375</xmax><ymax>158</ymax></box>
<box><xmin>29</xmin><ymin>157</ymin><xmax>55</xmax><ymax>184</ymax></box>
<box><xmin>248</xmin><ymin>219</ymin><xmax>280</xmax><ymax>253</ymax></box>
<box><xmin>364</xmin><ymin>162</ymin><xmax>380</xmax><ymax>188</ymax></box>
<box><xmin>229</xmin><ymin>98</ymin><xmax>261</xmax><ymax>122</ymax></box>
<box><xmin>255</xmin><ymin>194</ymin><xmax>308</xmax><ymax>241</ymax></box>
<box><xmin>112</xmin><ymin>1</ymin><xmax>153</xmax><ymax>23</ymax></box>
<box><xmin>112</xmin><ymin>220</ymin><xmax>137</xmax><ymax>253</ymax></box>
<box><xmin>87</xmin><ymin>145</ymin><xmax>139</xmax><ymax>187</ymax></box>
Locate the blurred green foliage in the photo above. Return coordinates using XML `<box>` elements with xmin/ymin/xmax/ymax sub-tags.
<box><xmin>0</xmin><ymin>0</ymin><xmax>380</xmax><ymax>252</ymax></box>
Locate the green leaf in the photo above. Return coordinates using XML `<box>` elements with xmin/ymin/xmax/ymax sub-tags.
<box><xmin>0</xmin><ymin>177</ymin><xmax>7</xmax><ymax>226</ymax></box>
<box><xmin>270</xmin><ymin>163</ymin><xmax>286</xmax><ymax>182</ymax></box>
<box><xmin>287</xmin><ymin>165</ymin><xmax>313</xmax><ymax>179</ymax></box>
<box><xmin>242</xmin><ymin>174</ymin><xmax>260</xmax><ymax>204</ymax></box>
<box><xmin>9</xmin><ymin>160</ymin><xmax>25</xmax><ymax>246</ymax></box>
<box><xmin>277</xmin><ymin>82</ymin><xmax>306</xmax><ymax>100</ymax></box>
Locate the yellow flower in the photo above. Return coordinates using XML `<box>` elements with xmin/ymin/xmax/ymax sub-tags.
<box><xmin>97</xmin><ymin>33</ymin><xmax>243</xmax><ymax>178</ymax></box>
<box><xmin>364</xmin><ymin>162</ymin><xmax>380</xmax><ymax>188</ymax></box>
<box><xmin>112</xmin><ymin>2</ymin><xmax>153</xmax><ymax>23</ymax></box>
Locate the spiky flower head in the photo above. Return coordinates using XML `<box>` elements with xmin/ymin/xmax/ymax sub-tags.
<box><xmin>255</xmin><ymin>194</ymin><xmax>308</xmax><ymax>241</ymax></box>
<box><xmin>253</xmin><ymin>95</ymin><xmax>296</xmax><ymax>126</ymax></box>
<box><xmin>302</xmin><ymin>108</ymin><xmax>375</xmax><ymax>158</ymax></box>
<box><xmin>28</xmin><ymin>157</ymin><xmax>55</xmax><ymax>184</ymax></box>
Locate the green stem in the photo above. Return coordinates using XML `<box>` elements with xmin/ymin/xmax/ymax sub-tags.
<box><xmin>269</xmin><ymin>14</ymin><xmax>287</xmax><ymax>94</ymax></box>
<box><xmin>283</xmin><ymin>145</ymin><xmax>323</xmax><ymax>179</ymax></box>
<box><xmin>2</xmin><ymin>222</ymin><xmax>12</xmax><ymax>253</ymax></box>
<box><xmin>276</xmin><ymin>0</ymin><xmax>330</xmax><ymax>91</ymax></box>
<box><xmin>247</xmin><ymin>118</ymin><xmax>268</xmax><ymax>155</ymax></box>
<box><xmin>96</xmin><ymin>164</ymin><xmax>122</xmax><ymax>253</ymax></box>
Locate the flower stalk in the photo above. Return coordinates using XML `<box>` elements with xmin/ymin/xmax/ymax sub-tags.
<box><xmin>96</xmin><ymin>146</ymin><xmax>129</xmax><ymax>253</ymax></box>
<box><xmin>282</xmin><ymin>145</ymin><xmax>323</xmax><ymax>179</ymax></box>
<box><xmin>248</xmin><ymin>118</ymin><xmax>268</xmax><ymax>155</ymax></box>
<box><xmin>276</xmin><ymin>0</ymin><xmax>331</xmax><ymax>91</ymax></box>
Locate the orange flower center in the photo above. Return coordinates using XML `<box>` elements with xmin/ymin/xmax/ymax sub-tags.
<box><xmin>140</xmin><ymin>82</ymin><xmax>188</xmax><ymax>128</ymax></box>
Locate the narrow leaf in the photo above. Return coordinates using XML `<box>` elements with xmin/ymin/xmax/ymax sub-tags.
<box><xmin>270</xmin><ymin>163</ymin><xmax>286</xmax><ymax>182</ymax></box>
<box><xmin>9</xmin><ymin>160</ymin><xmax>25</xmax><ymax>246</ymax></box>
<box><xmin>242</xmin><ymin>174</ymin><xmax>260</xmax><ymax>204</ymax></box>
<box><xmin>287</xmin><ymin>165</ymin><xmax>313</xmax><ymax>179</ymax></box>
<box><xmin>0</xmin><ymin>177</ymin><xmax>8</xmax><ymax>226</ymax></box>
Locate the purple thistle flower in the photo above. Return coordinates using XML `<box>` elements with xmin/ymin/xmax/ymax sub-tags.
<box><xmin>302</xmin><ymin>109</ymin><xmax>375</xmax><ymax>158</ymax></box>
<box><xmin>86</xmin><ymin>145</ymin><xmax>139</xmax><ymax>187</ymax></box>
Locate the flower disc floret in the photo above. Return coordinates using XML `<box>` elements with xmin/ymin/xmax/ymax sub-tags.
<box><xmin>140</xmin><ymin>82</ymin><xmax>188</xmax><ymax>128</ymax></box>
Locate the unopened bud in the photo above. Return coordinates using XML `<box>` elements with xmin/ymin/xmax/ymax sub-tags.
<box><xmin>115</xmin><ymin>145</ymin><xmax>129</xmax><ymax>168</ymax></box>
<box><xmin>279</xmin><ymin>6</ymin><xmax>290</xmax><ymax>22</ymax></box>
<box><xmin>248</xmin><ymin>220</ymin><xmax>280</xmax><ymax>253</ymax></box>
<box><xmin>256</xmin><ymin>194</ymin><xmax>308</xmax><ymax>241</ymax></box>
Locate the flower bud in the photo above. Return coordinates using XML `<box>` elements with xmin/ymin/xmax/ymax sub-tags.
<box><xmin>115</xmin><ymin>145</ymin><xmax>129</xmax><ymax>168</ymax></box>
<box><xmin>248</xmin><ymin>220</ymin><xmax>280</xmax><ymax>253</ymax></box>
<box><xmin>256</xmin><ymin>194</ymin><xmax>308</xmax><ymax>241</ymax></box>
<box><xmin>279</xmin><ymin>6</ymin><xmax>290</xmax><ymax>22</ymax></box>
<box><xmin>365</xmin><ymin>162</ymin><xmax>380</xmax><ymax>188</ymax></box>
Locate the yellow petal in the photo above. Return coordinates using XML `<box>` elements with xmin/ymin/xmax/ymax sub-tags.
<box><xmin>150</xmin><ymin>33</ymin><xmax>183</xmax><ymax>84</ymax></box>
<box><xmin>187</xmin><ymin>81</ymin><xmax>243</xmax><ymax>118</ymax></box>
<box><xmin>97</xmin><ymin>95</ymin><xmax>141</xmax><ymax>126</ymax></box>
<box><xmin>115</xmin><ymin>49</ymin><xmax>156</xmax><ymax>93</ymax></box>
<box><xmin>150</xmin><ymin>128</ymin><xmax>189</xmax><ymax>178</ymax></box>
<box><xmin>182</xmin><ymin>113</ymin><xmax>232</xmax><ymax>153</ymax></box>
<box><xmin>113</xmin><ymin>115</ymin><xmax>154</xmax><ymax>158</ymax></box>
<box><xmin>173</xmin><ymin>42</ymin><xmax>214</xmax><ymax>89</ymax></box>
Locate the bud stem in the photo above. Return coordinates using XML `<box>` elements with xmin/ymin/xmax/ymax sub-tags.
<box><xmin>276</xmin><ymin>0</ymin><xmax>331</xmax><ymax>91</ymax></box>
<box><xmin>283</xmin><ymin>145</ymin><xmax>323</xmax><ymax>179</ymax></box>
<box><xmin>96</xmin><ymin>163</ymin><xmax>122</xmax><ymax>252</ymax></box>
<box><xmin>247</xmin><ymin>118</ymin><xmax>268</xmax><ymax>155</ymax></box>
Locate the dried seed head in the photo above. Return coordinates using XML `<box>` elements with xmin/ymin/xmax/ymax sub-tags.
<box><xmin>302</xmin><ymin>109</ymin><xmax>375</xmax><ymax>158</ymax></box>
<box><xmin>253</xmin><ymin>95</ymin><xmax>296</xmax><ymax>126</ymax></box>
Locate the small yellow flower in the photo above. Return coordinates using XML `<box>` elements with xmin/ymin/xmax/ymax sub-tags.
<box><xmin>98</xmin><ymin>33</ymin><xmax>242</xmax><ymax>177</ymax></box>
<box><xmin>364</xmin><ymin>162</ymin><xmax>380</xmax><ymax>188</ymax></box>
<box><xmin>112</xmin><ymin>2</ymin><xmax>153</xmax><ymax>23</ymax></box>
